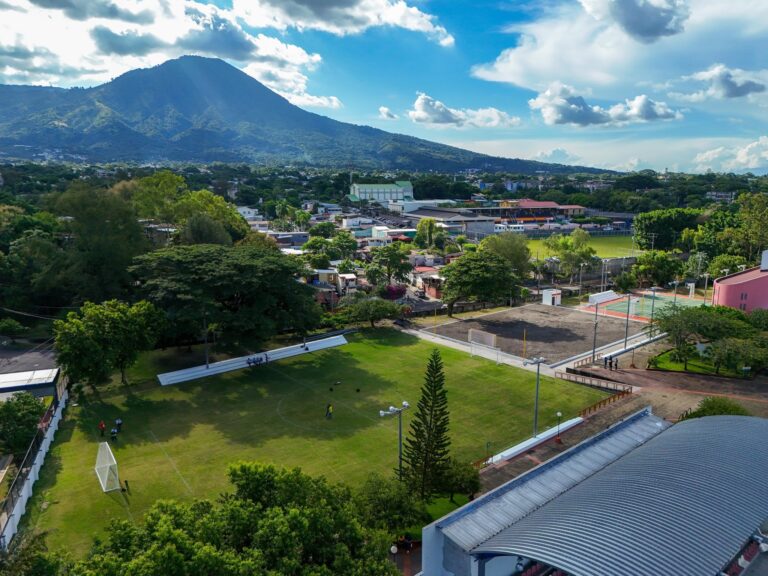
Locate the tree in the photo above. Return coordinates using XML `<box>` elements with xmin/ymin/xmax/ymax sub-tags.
<box><xmin>55</xmin><ymin>184</ymin><xmax>148</xmax><ymax>302</ymax></box>
<box><xmin>131</xmin><ymin>244</ymin><xmax>320</xmax><ymax>346</ymax></box>
<box><xmin>369</xmin><ymin>244</ymin><xmax>412</xmax><ymax>285</ymax></box>
<box><xmin>707</xmin><ymin>254</ymin><xmax>747</xmax><ymax>278</ymax></box>
<box><xmin>171</xmin><ymin>189</ymin><xmax>249</xmax><ymax>242</ymax></box>
<box><xmin>613</xmin><ymin>271</ymin><xmax>637</xmax><ymax>293</ymax></box>
<box><xmin>308</xmin><ymin>221</ymin><xmax>336</xmax><ymax>238</ymax></box>
<box><xmin>131</xmin><ymin>170</ymin><xmax>187</xmax><ymax>221</ymax></box>
<box><xmin>354</xmin><ymin>474</ymin><xmax>429</xmax><ymax>534</ymax></box>
<box><xmin>414</xmin><ymin>218</ymin><xmax>436</xmax><ymax>248</ymax></box>
<box><xmin>0</xmin><ymin>531</ymin><xmax>62</xmax><ymax>576</ymax></box>
<box><xmin>734</xmin><ymin>192</ymin><xmax>768</xmax><ymax>261</ymax></box>
<box><xmin>54</xmin><ymin>300</ymin><xmax>163</xmax><ymax>385</ymax></box>
<box><xmin>0</xmin><ymin>318</ymin><xmax>27</xmax><ymax>343</ymax></box>
<box><xmin>330</xmin><ymin>231</ymin><xmax>358</xmax><ymax>260</ymax></box>
<box><xmin>442</xmin><ymin>458</ymin><xmax>480</xmax><ymax>503</ymax></box>
<box><xmin>66</xmin><ymin>462</ymin><xmax>399</xmax><ymax>576</ymax></box>
<box><xmin>441</xmin><ymin>251</ymin><xmax>517</xmax><ymax>315</ymax></box>
<box><xmin>653</xmin><ymin>306</ymin><xmax>701</xmax><ymax>370</ymax></box>
<box><xmin>679</xmin><ymin>396</ymin><xmax>749</xmax><ymax>420</ymax></box>
<box><xmin>747</xmin><ymin>308</ymin><xmax>768</xmax><ymax>331</ymax></box>
<box><xmin>403</xmin><ymin>349</ymin><xmax>451</xmax><ymax>500</ymax></box>
<box><xmin>633</xmin><ymin>208</ymin><xmax>702</xmax><ymax>250</ymax></box>
<box><xmin>0</xmin><ymin>393</ymin><xmax>46</xmax><ymax>456</ymax></box>
<box><xmin>178</xmin><ymin>213</ymin><xmax>233</xmax><ymax>246</ymax></box>
<box><xmin>302</xmin><ymin>237</ymin><xmax>341</xmax><ymax>262</ymax></box>
<box><xmin>293</xmin><ymin>209</ymin><xmax>311</xmax><ymax>231</ymax></box>
<box><xmin>340</xmin><ymin>294</ymin><xmax>403</xmax><ymax>327</ymax></box>
<box><xmin>480</xmin><ymin>232</ymin><xmax>531</xmax><ymax>277</ymax></box>
<box><xmin>633</xmin><ymin>250</ymin><xmax>683</xmax><ymax>287</ymax></box>
<box><xmin>704</xmin><ymin>337</ymin><xmax>748</xmax><ymax>374</ymax></box>
<box><xmin>542</xmin><ymin>229</ymin><xmax>596</xmax><ymax>282</ymax></box>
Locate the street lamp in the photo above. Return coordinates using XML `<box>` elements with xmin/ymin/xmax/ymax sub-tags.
<box><xmin>523</xmin><ymin>357</ymin><xmax>547</xmax><ymax>437</ymax></box>
<box><xmin>555</xmin><ymin>411</ymin><xmax>563</xmax><ymax>443</ymax></box>
<box><xmin>579</xmin><ymin>262</ymin><xmax>586</xmax><ymax>301</ymax></box>
<box><xmin>379</xmin><ymin>401</ymin><xmax>410</xmax><ymax>480</ymax></box>
<box><xmin>591</xmin><ymin>300</ymin><xmax>600</xmax><ymax>363</ymax></box>
<box><xmin>623</xmin><ymin>292</ymin><xmax>632</xmax><ymax>349</ymax></box>
<box><xmin>670</xmin><ymin>279</ymin><xmax>680</xmax><ymax>307</ymax></box>
<box><xmin>648</xmin><ymin>286</ymin><xmax>661</xmax><ymax>337</ymax></box>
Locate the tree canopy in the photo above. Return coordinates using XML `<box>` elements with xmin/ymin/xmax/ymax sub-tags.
<box><xmin>479</xmin><ymin>232</ymin><xmax>531</xmax><ymax>278</ymax></box>
<box><xmin>441</xmin><ymin>251</ymin><xmax>517</xmax><ymax>315</ymax></box>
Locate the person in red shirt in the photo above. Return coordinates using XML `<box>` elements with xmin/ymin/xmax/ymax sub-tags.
<box><xmin>98</xmin><ymin>420</ymin><xmax>106</xmax><ymax>437</ymax></box>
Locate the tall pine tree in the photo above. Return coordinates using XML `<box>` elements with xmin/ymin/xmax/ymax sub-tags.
<box><xmin>402</xmin><ymin>349</ymin><xmax>451</xmax><ymax>500</ymax></box>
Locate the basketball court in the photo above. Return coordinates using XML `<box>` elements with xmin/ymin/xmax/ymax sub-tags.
<box><xmin>424</xmin><ymin>304</ymin><xmax>646</xmax><ymax>364</ymax></box>
<box><xmin>586</xmin><ymin>290</ymin><xmax>706</xmax><ymax>321</ymax></box>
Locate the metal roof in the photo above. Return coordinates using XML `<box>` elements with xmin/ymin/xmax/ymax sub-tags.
<box><xmin>439</xmin><ymin>408</ymin><xmax>669</xmax><ymax>552</ymax></box>
<box><xmin>0</xmin><ymin>368</ymin><xmax>59</xmax><ymax>392</ymax></box>
<box><xmin>473</xmin><ymin>416</ymin><xmax>768</xmax><ymax>576</ymax></box>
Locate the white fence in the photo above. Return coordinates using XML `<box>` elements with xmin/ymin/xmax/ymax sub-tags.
<box><xmin>157</xmin><ymin>335</ymin><xmax>349</xmax><ymax>386</ymax></box>
<box><xmin>0</xmin><ymin>390</ymin><xmax>68</xmax><ymax>548</ymax></box>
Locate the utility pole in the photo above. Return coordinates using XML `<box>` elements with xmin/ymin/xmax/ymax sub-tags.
<box><xmin>203</xmin><ymin>311</ymin><xmax>209</xmax><ymax>369</ymax></box>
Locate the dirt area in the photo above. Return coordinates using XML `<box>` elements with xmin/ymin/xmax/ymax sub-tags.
<box><xmin>424</xmin><ymin>304</ymin><xmax>646</xmax><ymax>364</ymax></box>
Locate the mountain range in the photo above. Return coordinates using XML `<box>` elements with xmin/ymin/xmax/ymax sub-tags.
<box><xmin>0</xmin><ymin>56</ymin><xmax>604</xmax><ymax>173</ymax></box>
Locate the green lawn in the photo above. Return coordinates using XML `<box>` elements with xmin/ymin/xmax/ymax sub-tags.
<box><xmin>26</xmin><ymin>329</ymin><xmax>607</xmax><ymax>556</ymax></box>
<box><xmin>653</xmin><ymin>349</ymin><xmax>743</xmax><ymax>378</ymax></box>
<box><xmin>528</xmin><ymin>235</ymin><xmax>638</xmax><ymax>258</ymax></box>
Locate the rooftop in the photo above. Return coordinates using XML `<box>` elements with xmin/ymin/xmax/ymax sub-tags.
<box><xmin>473</xmin><ymin>416</ymin><xmax>768</xmax><ymax>576</ymax></box>
<box><xmin>714</xmin><ymin>265</ymin><xmax>768</xmax><ymax>286</ymax></box>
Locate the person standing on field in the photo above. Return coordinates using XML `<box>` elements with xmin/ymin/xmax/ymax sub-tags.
<box><xmin>98</xmin><ymin>420</ymin><xmax>106</xmax><ymax>437</ymax></box>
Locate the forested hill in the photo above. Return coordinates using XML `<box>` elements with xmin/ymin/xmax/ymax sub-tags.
<box><xmin>0</xmin><ymin>56</ymin><xmax>605</xmax><ymax>173</ymax></box>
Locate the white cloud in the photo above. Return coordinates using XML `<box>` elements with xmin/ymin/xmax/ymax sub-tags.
<box><xmin>378</xmin><ymin>106</ymin><xmax>398</xmax><ymax>119</ymax></box>
<box><xmin>232</xmin><ymin>0</ymin><xmax>454</xmax><ymax>46</ymax></box>
<box><xmin>0</xmin><ymin>0</ymin><xmax>343</xmax><ymax>107</ymax></box>
<box><xmin>671</xmin><ymin>64</ymin><xmax>767</xmax><ymax>102</ymax></box>
<box><xmin>472</xmin><ymin>0</ymin><xmax>768</xmax><ymax>102</ymax></box>
<box><xmin>579</xmin><ymin>0</ymin><xmax>690</xmax><ymax>43</ymax></box>
<box><xmin>529</xmin><ymin>82</ymin><xmax>681</xmax><ymax>126</ymax></box>
<box><xmin>533</xmin><ymin>147</ymin><xmax>581</xmax><ymax>164</ymax></box>
<box><xmin>693</xmin><ymin>137</ymin><xmax>768</xmax><ymax>172</ymax></box>
<box><xmin>408</xmin><ymin>93</ymin><xmax>521</xmax><ymax>128</ymax></box>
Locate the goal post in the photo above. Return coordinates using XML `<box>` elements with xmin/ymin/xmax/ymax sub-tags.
<box><xmin>468</xmin><ymin>329</ymin><xmax>497</xmax><ymax>349</ymax></box>
<box><xmin>95</xmin><ymin>442</ymin><xmax>120</xmax><ymax>492</ymax></box>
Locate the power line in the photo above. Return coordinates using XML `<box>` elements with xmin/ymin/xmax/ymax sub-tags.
<box><xmin>0</xmin><ymin>306</ymin><xmax>59</xmax><ymax>321</ymax></box>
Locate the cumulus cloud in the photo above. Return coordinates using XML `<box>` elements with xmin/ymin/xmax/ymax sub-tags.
<box><xmin>672</xmin><ymin>64</ymin><xmax>766</xmax><ymax>101</ymax></box>
<box><xmin>28</xmin><ymin>0</ymin><xmax>155</xmax><ymax>23</ymax></box>
<box><xmin>529</xmin><ymin>82</ymin><xmax>682</xmax><ymax>126</ymax></box>
<box><xmin>378</xmin><ymin>106</ymin><xmax>398</xmax><ymax>119</ymax></box>
<box><xmin>472</xmin><ymin>0</ymin><xmax>768</xmax><ymax>107</ymax></box>
<box><xmin>408</xmin><ymin>93</ymin><xmax>520</xmax><ymax>128</ymax></box>
<box><xmin>693</xmin><ymin>136</ymin><xmax>768</xmax><ymax>172</ymax></box>
<box><xmin>0</xmin><ymin>0</ymin><xmax>344</xmax><ymax>108</ymax></box>
<box><xmin>91</xmin><ymin>26</ymin><xmax>165</xmax><ymax>56</ymax></box>
<box><xmin>232</xmin><ymin>0</ymin><xmax>454</xmax><ymax>46</ymax></box>
<box><xmin>533</xmin><ymin>148</ymin><xmax>581</xmax><ymax>164</ymax></box>
<box><xmin>580</xmin><ymin>0</ymin><xmax>689</xmax><ymax>43</ymax></box>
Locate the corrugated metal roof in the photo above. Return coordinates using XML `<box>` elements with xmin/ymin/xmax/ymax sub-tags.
<box><xmin>473</xmin><ymin>416</ymin><xmax>768</xmax><ymax>576</ymax></box>
<box><xmin>440</xmin><ymin>408</ymin><xmax>669</xmax><ymax>552</ymax></box>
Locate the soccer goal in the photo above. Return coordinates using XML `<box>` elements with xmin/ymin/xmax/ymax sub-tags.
<box><xmin>95</xmin><ymin>442</ymin><xmax>121</xmax><ymax>492</ymax></box>
<box><xmin>468</xmin><ymin>329</ymin><xmax>501</xmax><ymax>364</ymax></box>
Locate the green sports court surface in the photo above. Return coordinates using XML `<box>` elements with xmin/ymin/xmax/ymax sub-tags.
<box><xmin>598</xmin><ymin>291</ymin><xmax>707</xmax><ymax>319</ymax></box>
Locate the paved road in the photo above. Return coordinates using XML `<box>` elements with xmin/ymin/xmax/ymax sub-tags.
<box><xmin>0</xmin><ymin>343</ymin><xmax>57</xmax><ymax>374</ymax></box>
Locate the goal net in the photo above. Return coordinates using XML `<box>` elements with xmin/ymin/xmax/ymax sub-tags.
<box><xmin>468</xmin><ymin>329</ymin><xmax>497</xmax><ymax>348</ymax></box>
<box><xmin>95</xmin><ymin>442</ymin><xmax>120</xmax><ymax>492</ymax></box>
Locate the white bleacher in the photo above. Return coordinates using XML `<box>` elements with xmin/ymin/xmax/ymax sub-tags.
<box><xmin>157</xmin><ymin>335</ymin><xmax>348</xmax><ymax>386</ymax></box>
<box><xmin>588</xmin><ymin>290</ymin><xmax>619</xmax><ymax>305</ymax></box>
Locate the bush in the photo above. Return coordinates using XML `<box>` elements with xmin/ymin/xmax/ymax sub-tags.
<box><xmin>380</xmin><ymin>284</ymin><xmax>406</xmax><ymax>300</ymax></box>
<box><xmin>680</xmin><ymin>397</ymin><xmax>750</xmax><ymax>420</ymax></box>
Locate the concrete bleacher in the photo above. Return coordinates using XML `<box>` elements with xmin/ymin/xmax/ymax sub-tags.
<box><xmin>157</xmin><ymin>335</ymin><xmax>348</xmax><ymax>386</ymax></box>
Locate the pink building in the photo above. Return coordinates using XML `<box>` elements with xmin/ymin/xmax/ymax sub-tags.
<box><xmin>712</xmin><ymin>252</ymin><xmax>768</xmax><ymax>312</ymax></box>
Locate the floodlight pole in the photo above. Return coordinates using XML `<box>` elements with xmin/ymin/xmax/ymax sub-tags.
<box><xmin>524</xmin><ymin>357</ymin><xmax>546</xmax><ymax>437</ymax></box>
<box><xmin>649</xmin><ymin>286</ymin><xmax>659</xmax><ymax>337</ymax></box>
<box><xmin>379</xmin><ymin>401</ymin><xmax>410</xmax><ymax>480</ymax></box>
<box><xmin>702</xmin><ymin>273</ymin><xmax>710</xmax><ymax>304</ymax></box>
<box><xmin>203</xmin><ymin>311</ymin><xmax>209</xmax><ymax>369</ymax></box>
<box><xmin>591</xmin><ymin>302</ymin><xmax>599</xmax><ymax>363</ymax></box>
<box><xmin>624</xmin><ymin>292</ymin><xmax>631</xmax><ymax>349</ymax></box>
<box><xmin>556</xmin><ymin>411</ymin><xmax>563</xmax><ymax>443</ymax></box>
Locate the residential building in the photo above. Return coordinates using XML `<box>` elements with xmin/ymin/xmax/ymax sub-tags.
<box><xmin>706</xmin><ymin>190</ymin><xmax>737</xmax><ymax>203</ymax></box>
<box><xmin>712</xmin><ymin>251</ymin><xmax>768</xmax><ymax>312</ymax></box>
<box><xmin>350</xmin><ymin>181</ymin><xmax>414</xmax><ymax>203</ymax></box>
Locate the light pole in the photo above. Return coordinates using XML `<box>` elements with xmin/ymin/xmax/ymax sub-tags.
<box><xmin>702</xmin><ymin>273</ymin><xmax>710</xmax><ymax>304</ymax></box>
<box><xmin>555</xmin><ymin>411</ymin><xmax>563</xmax><ymax>443</ymax></box>
<box><xmin>591</xmin><ymin>301</ymin><xmax>599</xmax><ymax>363</ymax></box>
<box><xmin>579</xmin><ymin>262</ymin><xmax>586</xmax><ymax>301</ymax></box>
<box><xmin>523</xmin><ymin>357</ymin><xmax>547</xmax><ymax>437</ymax></box>
<box><xmin>623</xmin><ymin>292</ymin><xmax>632</xmax><ymax>349</ymax></box>
<box><xmin>648</xmin><ymin>286</ymin><xmax>660</xmax><ymax>337</ymax></box>
<box><xmin>379</xmin><ymin>401</ymin><xmax>410</xmax><ymax>480</ymax></box>
<box><xmin>671</xmin><ymin>279</ymin><xmax>680</xmax><ymax>307</ymax></box>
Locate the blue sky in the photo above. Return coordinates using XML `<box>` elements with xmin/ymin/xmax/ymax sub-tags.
<box><xmin>1</xmin><ymin>0</ymin><xmax>767</xmax><ymax>172</ymax></box>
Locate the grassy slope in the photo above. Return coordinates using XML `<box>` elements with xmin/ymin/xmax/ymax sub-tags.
<box><xmin>528</xmin><ymin>235</ymin><xmax>637</xmax><ymax>258</ymax></box>
<box><xmin>654</xmin><ymin>349</ymin><xmax>742</xmax><ymax>378</ymax></box>
<box><xmin>27</xmin><ymin>329</ymin><xmax>607</xmax><ymax>556</ymax></box>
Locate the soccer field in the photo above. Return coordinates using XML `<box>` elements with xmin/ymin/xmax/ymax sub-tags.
<box><xmin>528</xmin><ymin>235</ymin><xmax>637</xmax><ymax>258</ymax></box>
<box><xmin>27</xmin><ymin>329</ymin><xmax>607</xmax><ymax>555</ymax></box>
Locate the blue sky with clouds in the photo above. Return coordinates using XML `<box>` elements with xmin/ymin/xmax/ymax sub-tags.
<box><xmin>1</xmin><ymin>0</ymin><xmax>767</xmax><ymax>172</ymax></box>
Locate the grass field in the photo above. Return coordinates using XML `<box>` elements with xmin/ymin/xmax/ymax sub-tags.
<box><xmin>528</xmin><ymin>235</ymin><xmax>637</xmax><ymax>258</ymax></box>
<box><xmin>26</xmin><ymin>329</ymin><xmax>607</xmax><ymax>555</ymax></box>
<box><xmin>653</xmin><ymin>349</ymin><xmax>743</xmax><ymax>378</ymax></box>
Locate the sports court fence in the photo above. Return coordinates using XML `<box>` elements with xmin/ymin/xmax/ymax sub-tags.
<box><xmin>0</xmin><ymin>389</ymin><xmax>68</xmax><ymax>549</ymax></box>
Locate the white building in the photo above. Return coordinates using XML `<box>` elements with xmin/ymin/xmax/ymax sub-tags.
<box><xmin>350</xmin><ymin>181</ymin><xmax>414</xmax><ymax>203</ymax></box>
<box><xmin>388</xmin><ymin>199</ymin><xmax>456</xmax><ymax>214</ymax></box>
